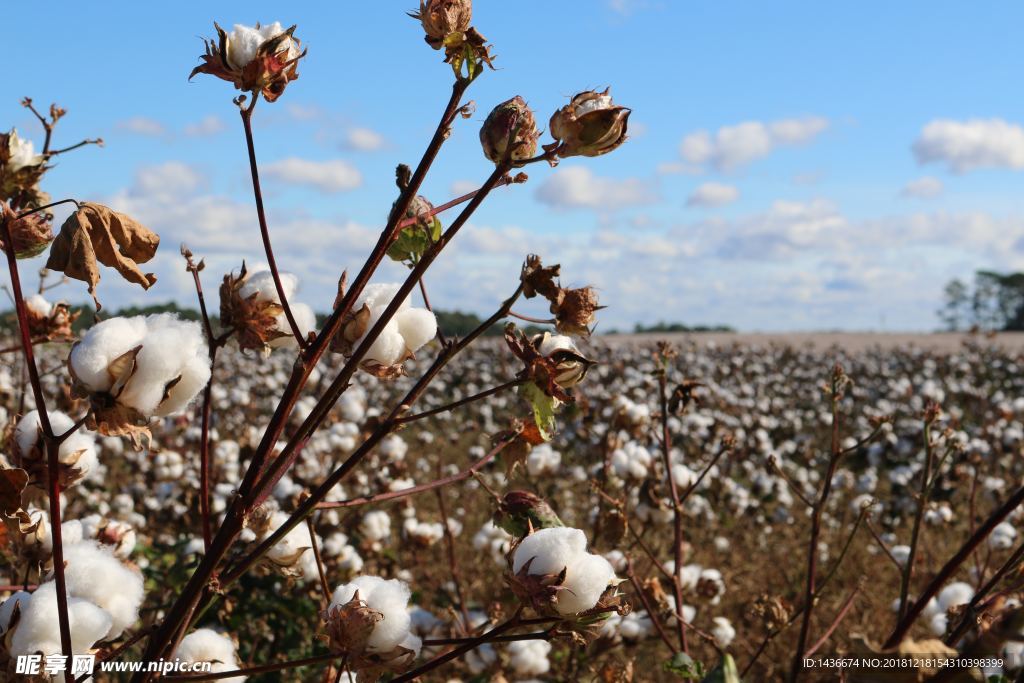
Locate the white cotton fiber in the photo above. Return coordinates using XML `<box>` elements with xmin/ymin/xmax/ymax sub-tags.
<box><xmin>507</xmin><ymin>639</ymin><xmax>551</xmax><ymax>675</ymax></box>
<box><xmin>537</xmin><ymin>333</ymin><xmax>577</xmax><ymax>357</ymax></box>
<box><xmin>711</xmin><ymin>616</ymin><xmax>736</xmax><ymax>647</ymax></box>
<box><xmin>330</xmin><ymin>575</ymin><xmax>413</xmax><ymax>652</ymax></box>
<box><xmin>25</xmin><ymin>294</ymin><xmax>52</xmax><ymax>317</ymax></box>
<box><xmin>557</xmin><ymin>552</ymin><xmax>615</xmax><ymax>615</ymax></box>
<box><xmin>262</xmin><ymin>511</ymin><xmax>312</xmax><ymax>575</ymax></box>
<box><xmin>362</xmin><ymin>319</ymin><xmax>406</xmax><ymax>367</ymax></box>
<box><xmin>10</xmin><ymin>582</ymin><xmax>113</xmax><ymax>656</ymax></box>
<box><xmin>512</xmin><ymin>527</ymin><xmax>587</xmax><ymax>576</ymax></box>
<box><xmin>395</xmin><ymin>309</ymin><xmax>437</xmax><ymax>354</ymax></box>
<box><xmin>357</xmin><ymin>283</ymin><xmax>411</xmax><ymax>312</ymax></box>
<box><xmin>55</xmin><ymin>540</ymin><xmax>144</xmax><ymax>639</ymax></box>
<box><xmin>0</xmin><ymin>590</ymin><xmax>31</xmax><ymax>633</ymax></box>
<box><xmin>15</xmin><ymin>410</ymin><xmax>98</xmax><ymax>473</ymax></box>
<box><xmin>116</xmin><ymin>314</ymin><xmax>211</xmax><ymax>416</ymax></box>
<box><xmin>937</xmin><ymin>581</ymin><xmax>974</xmax><ymax>612</ymax></box>
<box><xmin>71</xmin><ymin>315</ymin><xmax>210</xmax><ymax>417</ymax></box>
<box><xmin>69</xmin><ymin>317</ymin><xmax>149</xmax><ymax>392</ymax></box>
<box><xmin>176</xmin><ymin>628</ymin><xmax>244</xmax><ymax>683</ymax></box>
<box><xmin>360</xmin><ymin>510</ymin><xmax>391</xmax><ymax>542</ymax></box>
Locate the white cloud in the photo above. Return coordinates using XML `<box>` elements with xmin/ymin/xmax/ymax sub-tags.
<box><xmin>913</xmin><ymin>118</ymin><xmax>1024</xmax><ymax>173</ymax></box>
<box><xmin>131</xmin><ymin>162</ymin><xmax>205</xmax><ymax>198</ymax></box>
<box><xmin>184</xmin><ymin>115</ymin><xmax>226</xmax><ymax>137</ymax></box>
<box><xmin>262</xmin><ymin>158</ymin><xmax>363</xmax><ymax>193</ymax></box>
<box><xmin>687</xmin><ymin>182</ymin><xmax>740</xmax><ymax>208</ymax></box>
<box><xmin>679</xmin><ymin>116</ymin><xmax>828</xmax><ymax>172</ymax></box>
<box><xmin>901</xmin><ymin>176</ymin><xmax>944</xmax><ymax>199</ymax></box>
<box><xmin>344</xmin><ymin>127</ymin><xmax>386</xmax><ymax>151</ymax></box>
<box><xmin>449</xmin><ymin>180</ymin><xmax>478</xmax><ymax>197</ymax></box>
<box><xmin>116</xmin><ymin>117</ymin><xmax>167</xmax><ymax>137</ymax></box>
<box><xmin>535</xmin><ymin>166</ymin><xmax>657</xmax><ymax>210</ymax></box>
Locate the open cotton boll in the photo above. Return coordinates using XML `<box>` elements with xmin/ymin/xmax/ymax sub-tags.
<box><xmin>115</xmin><ymin>314</ymin><xmax>211</xmax><ymax>417</ymax></box>
<box><xmin>507</xmin><ymin>639</ymin><xmax>552</xmax><ymax>675</ymax></box>
<box><xmin>938</xmin><ymin>582</ymin><xmax>974</xmax><ymax>612</ymax></box>
<box><xmin>69</xmin><ymin>317</ymin><xmax>149</xmax><ymax>392</ymax></box>
<box><xmin>262</xmin><ymin>511</ymin><xmax>313</xmax><ymax>574</ymax></box>
<box><xmin>556</xmin><ymin>551</ymin><xmax>615</xmax><ymax>615</ymax></box>
<box><xmin>25</xmin><ymin>294</ymin><xmax>52</xmax><ymax>317</ymax></box>
<box><xmin>0</xmin><ymin>590</ymin><xmax>31</xmax><ymax>633</ymax></box>
<box><xmin>395</xmin><ymin>308</ymin><xmax>437</xmax><ymax>354</ymax></box>
<box><xmin>10</xmin><ymin>582</ymin><xmax>113</xmax><ymax>657</ymax></box>
<box><xmin>361</xmin><ymin>319</ymin><xmax>406</xmax><ymax>367</ymax></box>
<box><xmin>711</xmin><ymin>617</ymin><xmax>736</xmax><ymax>647</ymax></box>
<box><xmin>512</xmin><ymin>527</ymin><xmax>588</xmax><ymax>577</ymax></box>
<box><xmin>176</xmin><ymin>628</ymin><xmax>245</xmax><ymax>683</ymax></box>
<box><xmin>16</xmin><ymin>410</ymin><xmax>97</xmax><ymax>466</ymax></box>
<box><xmin>356</xmin><ymin>283</ymin><xmax>411</xmax><ymax>312</ymax></box>
<box><xmin>400</xmin><ymin>631</ymin><xmax>423</xmax><ymax>658</ymax></box>
<box><xmin>238</xmin><ymin>270</ymin><xmax>298</xmax><ymax>304</ymax></box>
<box><xmin>330</xmin><ymin>575</ymin><xmax>413</xmax><ymax>652</ymax></box>
<box><xmin>537</xmin><ymin>333</ymin><xmax>578</xmax><ymax>357</ymax></box>
<box><xmin>56</xmin><ymin>540</ymin><xmax>144</xmax><ymax>639</ymax></box>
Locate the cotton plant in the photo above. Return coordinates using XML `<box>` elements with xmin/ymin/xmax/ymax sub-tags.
<box><xmin>68</xmin><ymin>313</ymin><xmax>211</xmax><ymax>446</ymax></box>
<box><xmin>509</xmin><ymin>527</ymin><xmax>620</xmax><ymax>617</ymax></box>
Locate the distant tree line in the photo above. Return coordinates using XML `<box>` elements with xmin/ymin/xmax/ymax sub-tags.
<box><xmin>939</xmin><ymin>270</ymin><xmax>1024</xmax><ymax>331</ymax></box>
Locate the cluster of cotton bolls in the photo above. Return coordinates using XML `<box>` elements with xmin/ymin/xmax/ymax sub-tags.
<box><xmin>1</xmin><ymin>535</ymin><xmax>144</xmax><ymax>659</ymax></box>
<box><xmin>11</xmin><ymin>410</ymin><xmax>98</xmax><ymax>487</ymax></box>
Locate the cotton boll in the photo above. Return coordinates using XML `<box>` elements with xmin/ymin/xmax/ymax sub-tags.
<box><xmin>290</xmin><ymin>303</ymin><xmax>317</xmax><ymax>340</ymax></box>
<box><xmin>526</xmin><ymin>444</ymin><xmax>561</xmax><ymax>477</ymax></box>
<box><xmin>557</xmin><ymin>552</ymin><xmax>615</xmax><ymax>615</ymax></box>
<box><xmin>10</xmin><ymin>583</ymin><xmax>113</xmax><ymax>657</ymax></box>
<box><xmin>15</xmin><ymin>410</ymin><xmax>97</xmax><ymax>467</ymax></box>
<box><xmin>938</xmin><ymin>582</ymin><xmax>974</xmax><ymax>612</ymax></box>
<box><xmin>395</xmin><ymin>308</ymin><xmax>437</xmax><ymax>354</ymax></box>
<box><xmin>25</xmin><ymin>294</ymin><xmax>52</xmax><ymax>317</ymax></box>
<box><xmin>0</xmin><ymin>590</ymin><xmax>31</xmax><ymax>633</ymax></box>
<box><xmin>989</xmin><ymin>522</ymin><xmax>1018</xmax><ymax>551</ymax></box>
<box><xmin>69</xmin><ymin>317</ymin><xmax>149</xmax><ymax>392</ymax></box>
<box><xmin>357</xmin><ymin>283</ymin><xmax>411</xmax><ymax>312</ymax></box>
<box><xmin>537</xmin><ymin>334</ymin><xmax>577</xmax><ymax>357</ymax></box>
<box><xmin>239</xmin><ymin>270</ymin><xmax>297</xmax><ymax>303</ymax></box>
<box><xmin>117</xmin><ymin>315</ymin><xmax>211</xmax><ymax>416</ymax></box>
<box><xmin>890</xmin><ymin>545</ymin><xmax>911</xmax><ymax>568</ymax></box>
<box><xmin>56</xmin><ymin>540</ymin><xmax>144</xmax><ymax>639</ymax></box>
<box><xmin>176</xmin><ymin>628</ymin><xmax>245</xmax><ymax>683</ymax></box>
<box><xmin>400</xmin><ymin>631</ymin><xmax>422</xmax><ymax>659</ymax></box>
<box><xmin>512</xmin><ymin>527</ymin><xmax>587</xmax><ymax>576</ymax></box>
<box><xmin>262</xmin><ymin>511</ymin><xmax>313</xmax><ymax>577</ymax></box>
<box><xmin>362</xmin><ymin>321</ymin><xmax>406</xmax><ymax>367</ymax></box>
<box><xmin>330</xmin><ymin>576</ymin><xmax>413</xmax><ymax>652</ymax></box>
<box><xmin>507</xmin><ymin>639</ymin><xmax>551</xmax><ymax>676</ymax></box>
<box><xmin>711</xmin><ymin>617</ymin><xmax>736</xmax><ymax>647</ymax></box>
<box><xmin>360</xmin><ymin>510</ymin><xmax>391</xmax><ymax>542</ymax></box>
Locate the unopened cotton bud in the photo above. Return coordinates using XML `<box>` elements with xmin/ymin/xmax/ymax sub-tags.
<box><xmin>480</xmin><ymin>96</ymin><xmax>540</xmax><ymax>164</ymax></box>
<box><xmin>549</xmin><ymin>89</ymin><xmax>630</xmax><ymax>158</ymax></box>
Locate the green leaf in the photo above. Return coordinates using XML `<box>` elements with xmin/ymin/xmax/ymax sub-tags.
<box><xmin>519</xmin><ymin>381</ymin><xmax>559</xmax><ymax>440</ymax></box>
<box><xmin>664</xmin><ymin>653</ymin><xmax>705</xmax><ymax>680</ymax></box>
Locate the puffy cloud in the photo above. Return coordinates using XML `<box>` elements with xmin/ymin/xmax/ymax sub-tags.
<box><xmin>449</xmin><ymin>180</ymin><xmax>479</xmax><ymax>197</ymax></box>
<box><xmin>116</xmin><ymin>117</ymin><xmax>167</xmax><ymax>138</ymax></box>
<box><xmin>535</xmin><ymin>167</ymin><xmax>657</xmax><ymax>210</ymax></box>
<box><xmin>902</xmin><ymin>176</ymin><xmax>944</xmax><ymax>199</ymax></box>
<box><xmin>343</xmin><ymin>127</ymin><xmax>386</xmax><ymax>151</ymax></box>
<box><xmin>183</xmin><ymin>115</ymin><xmax>226</xmax><ymax>137</ymax></box>
<box><xmin>131</xmin><ymin>162</ymin><xmax>206</xmax><ymax>198</ymax></box>
<box><xmin>913</xmin><ymin>119</ymin><xmax>1024</xmax><ymax>173</ymax></box>
<box><xmin>687</xmin><ymin>182</ymin><xmax>740</xmax><ymax>208</ymax></box>
<box><xmin>262</xmin><ymin>158</ymin><xmax>363</xmax><ymax>193</ymax></box>
<box><xmin>679</xmin><ymin>117</ymin><xmax>828</xmax><ymax>172</ymax></box>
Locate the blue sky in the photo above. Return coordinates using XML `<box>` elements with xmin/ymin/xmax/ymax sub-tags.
<box><xmin>5</xmin><ymin>1</ymin><xmax>1024</xmax><ymax>331</ymax></box>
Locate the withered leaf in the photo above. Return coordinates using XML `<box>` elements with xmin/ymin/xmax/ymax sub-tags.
<box><xmin>0</xmin><ymin>467</ymin><xmax>28</xmax><ymax>516</ymax></box>
<box><xmin>45</xmin><ymin>202</ymin><xmax>160</xmax><ymax>309</ymax></box>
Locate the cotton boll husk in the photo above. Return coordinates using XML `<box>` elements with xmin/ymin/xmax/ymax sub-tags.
<box><xmin>10</xmin><ymin>582</ymin><xmax>113</xmax><ymax>656</ymax></box>
<box><xmin>56</xmin><ymin>540</ymin><xmax>144</xmax><ymax>639</ymax></box>
<box><xmin>70</xmin><ymin>317</ymin><xmax>149</xmax><ymax>392</ymax></box>
<box><xmin>512</xmin><ymin>527</ymin><xmax>587</xmax><ymax>576</ymax></box>
<box><xmin>176</xmin><ymin>628</ymin><xmax>245</xmax><ymax>683</ymax></box>
<box><xmin>0</xmin><ymin>590</ymin><xmax>31</xmax><ymax>633</ymax></box>
<box><xmin>117</xmin><ymin>315</ymin><xmax>210</xmax><ymax>416</ymax></box>
<box><xmin>556</xmin><ymin>551</ymin><xmax>615</xmax><ymax>615</ymax></box>
<box><xmin>395</xmin><ymin>308</ymin><xmax>437</xmax><ymax>354</ymax></box>
<box><xmin>330</xmin><ymin>575</ymin><xmax>412</xmax><ymax>652</ymax></box>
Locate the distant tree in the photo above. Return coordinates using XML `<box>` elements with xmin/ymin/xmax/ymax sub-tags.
<box><xmin>941</xmin><ymin>270</ymin><xmax>1024</xmax><ymax>331</ymax></box>
<box><xmin>938</xmin><ymin>278</ymin><xmax>969</xmax><ymax>331</ymax></box>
